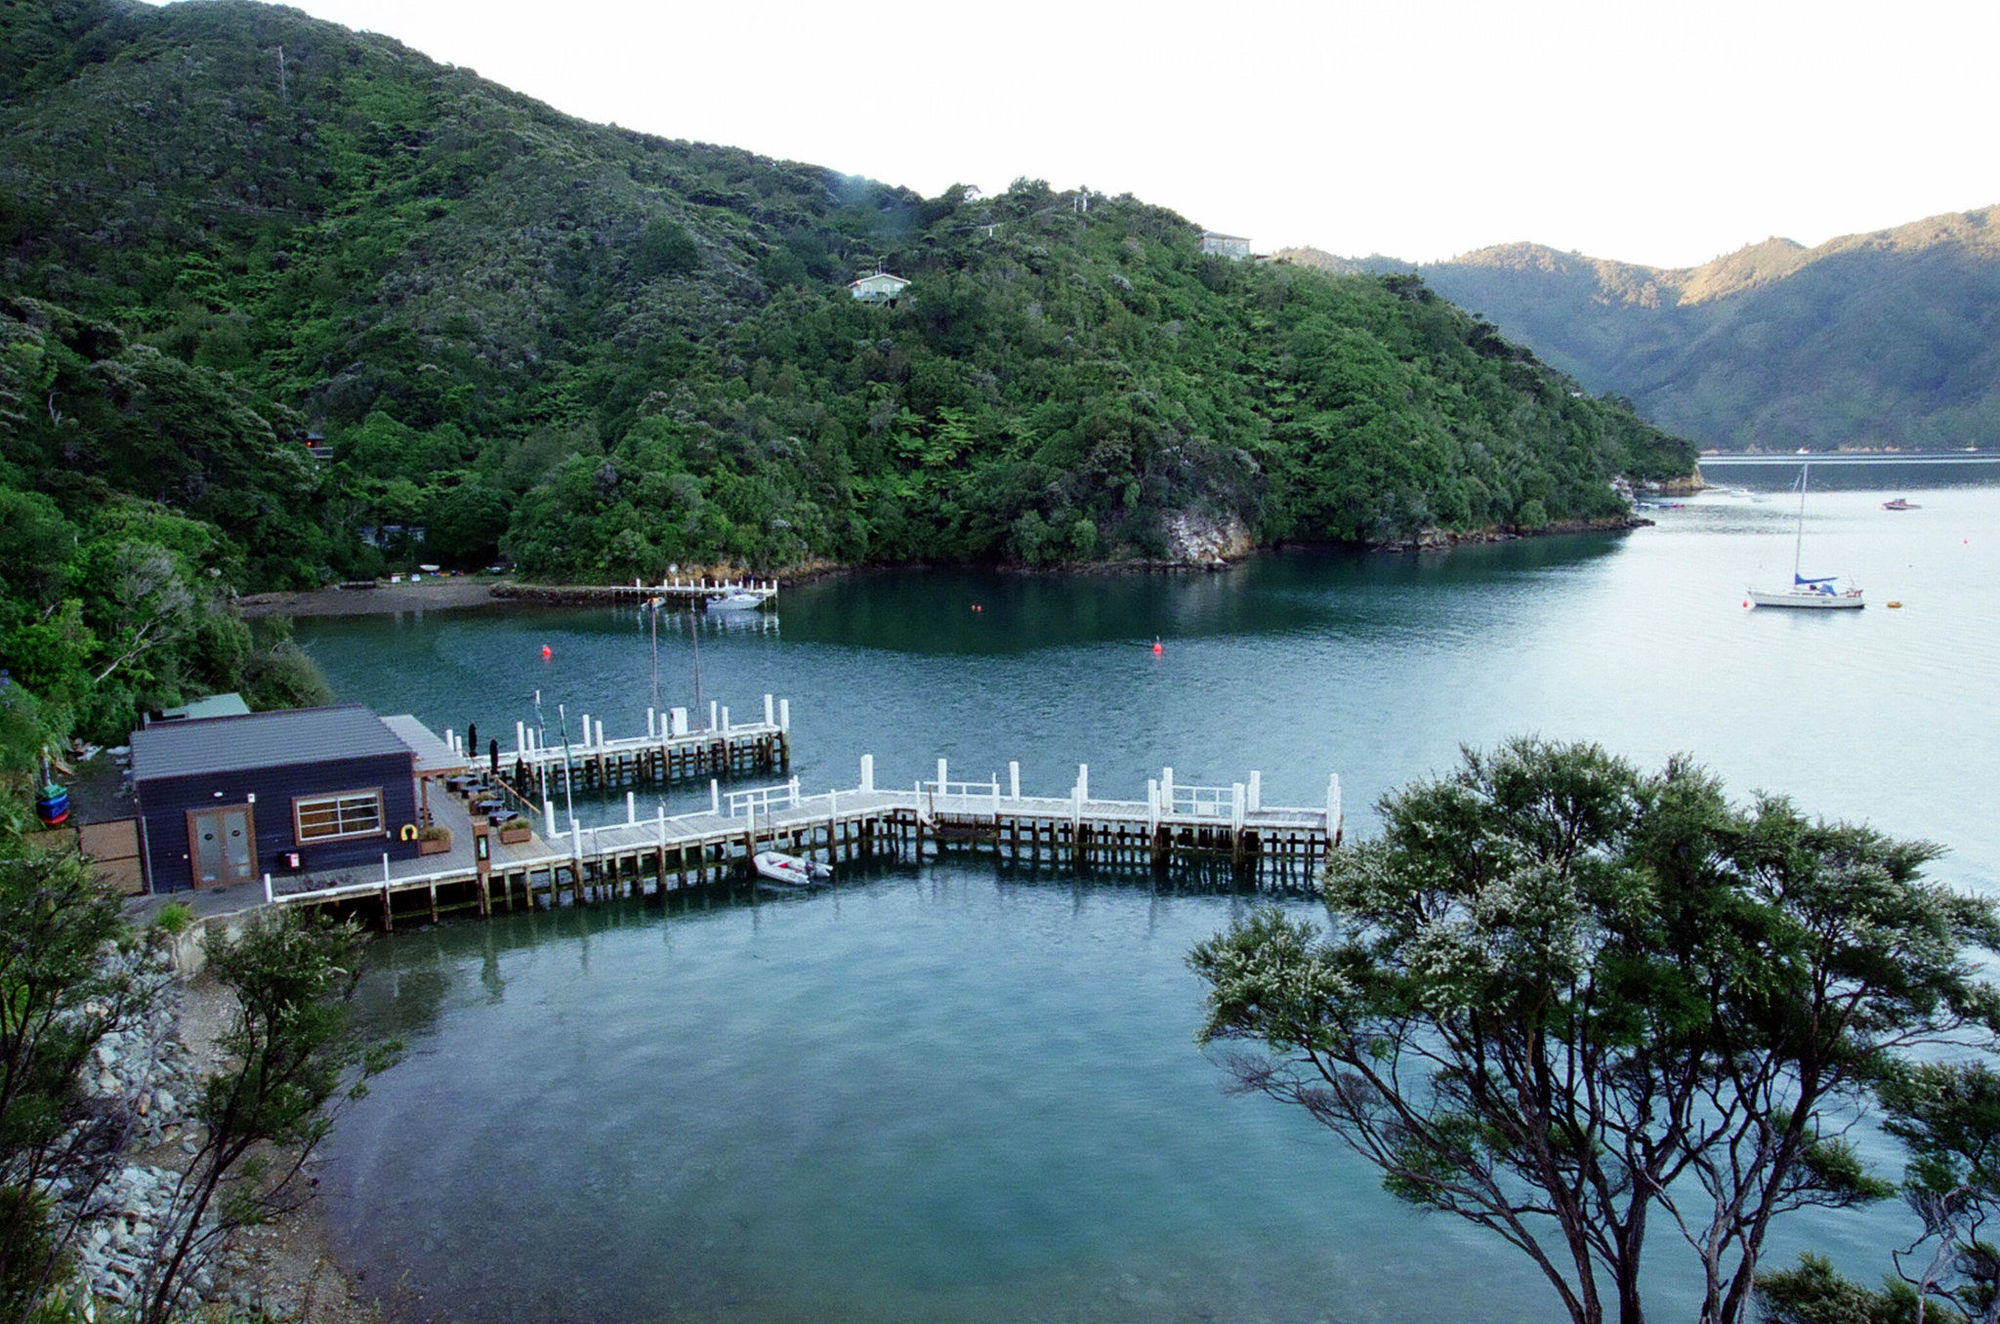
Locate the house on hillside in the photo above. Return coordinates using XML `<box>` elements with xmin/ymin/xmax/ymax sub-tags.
<box><xmin>128</xmin><ymin>705</ymin><xmax>451</xmax><ymax>893</ymax></box>
<box><xmin>1199</xmin><ymin>232</ymin><xmax>1253</xmax><ymax>259</ymax></box>
<box><xmin>848</xmin><ymin>270</ymin><xmax>911</xmax><ymax>305</ymax></box>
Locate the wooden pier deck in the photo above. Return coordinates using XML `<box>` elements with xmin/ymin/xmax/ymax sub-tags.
<box><xmin>269</xmin><ymin>757</ymin><xmax>1344</xmax><ymax>930</ymax></box>
<box><xmin>492</xmin><ymin>576</ymin><xmax>778</xmax><ymax>609</ymax></box>
<box><xmin>470</xmin><ymin>695</ymin><xmax>793</xmax><ymax>798</ymax></box>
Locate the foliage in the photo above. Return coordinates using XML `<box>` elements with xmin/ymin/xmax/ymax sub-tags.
<box><xmin>0</xmin><ymin>849</ymin><xmax>151</xmax><ymax>1320</ymax></box>
<box><xmin>0</xmin><ymin>0</ymin><xmax>1695</xmax><ymax>602</ymax></box>
<box><xmin>150</xmin><ymin>900</ymin><xmax>194</xmax><ymax>937</ymax></box>
<box><xmin>1406</xmin><ymin>216</ymin><xmax>2000</xmax><ymax>452</ymax></box>
<box><xmin>1189</xmin><ymin>738</ymin><xmax>2000</xmax><ymax>1324</ymax></box>
<box><xmin>1758</xmin><ymin>1063</ymin><xmax>2000</xmax><ymax>1324</ymax></box>
<box><xmin>140</xmin><ymin>912</ymin><xmax>400</xmax><ymax>1324</ymax></box>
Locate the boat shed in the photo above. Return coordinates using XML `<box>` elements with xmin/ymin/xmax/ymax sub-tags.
<box><xmin>129</xmin><ymin>705</ymin><xmax>428</xmax><ymax>894</ymax></box>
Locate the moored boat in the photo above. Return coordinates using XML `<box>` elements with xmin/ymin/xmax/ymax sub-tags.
<box><xmin>1881</xmin><ymin>498</ymin><xmax>1920</xmax><ymax>510</ymax></box>
<box><xmin>753</xmin><ymin>850</ymin><xmax>831</xmax><ymax>887</ymax></box>
<box><xmin>1748</xmin><ymin>464</ymin><xmax>1865</xmax><ymax>610</ymax></box>
<box><xmin>706</xmin><ymin>590</ymin><xmax>765</xmax><ymax>612</ymax></box>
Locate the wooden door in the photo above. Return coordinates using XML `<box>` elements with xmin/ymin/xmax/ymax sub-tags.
<box><xmin>188</xmin><ymin>804</ymin><xmax>256</xmax><ymax>888</ymax></box>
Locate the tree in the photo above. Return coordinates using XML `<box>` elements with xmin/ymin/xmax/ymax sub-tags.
<box><xmin>140</xmin><ymin>912</ymin><xmax>399</xmax><ymax>1324</ymax></box>
<box><xmin>0</xmin><ymin>848</ymin><xmax>152</xmax><ymax>1321</ymax></box>
<box><xmin>1760</xmin><ymin>1063</ymin><xmax>2000</xmax><ymax>1324</ymax></box>
<box><xmin>1881</xmin><ymin>1063</ymin><xmax>2000</xmax><ymax>1323</ymax></box>
<box><xmin>1189</xmin><ymin>738</ymin><xmax>2000</xmax><ymax>1324</ymax></box>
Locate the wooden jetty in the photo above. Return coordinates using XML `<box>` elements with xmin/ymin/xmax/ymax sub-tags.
<box><xmin>469</xmin><ymin>695</ymin><xmax>792</xmax><ymax>799</ymax></box>
<box><xmin>492</xmin><ymin>576</ymin><xmax>778</xmax><ymax>610</ymax></box>
<box><xmin>269</xmin><ymin>756</ymin><xmax>1345</xmax><ymax>931</ymax></box>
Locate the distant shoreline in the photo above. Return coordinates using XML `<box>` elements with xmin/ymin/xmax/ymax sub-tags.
<box><xmin>234</xmin><ymin>579</ymin><xmax>508</xmax><ymax>619</ymax></box>
<box><xmin>1699</xmin><ymin>451</ymin><xmax>1997</xmax><ymax>464</ymax></box>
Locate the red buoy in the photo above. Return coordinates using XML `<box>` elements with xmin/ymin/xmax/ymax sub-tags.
<box><xmin>541</xmin><ymin>645</ymin><xmax>553</xmax><ymax>659</ymax></box>
<box><xmin>1152</xmin><ymin>637</ymin><xmax>1164</xmax><ymax>655</ymax></box>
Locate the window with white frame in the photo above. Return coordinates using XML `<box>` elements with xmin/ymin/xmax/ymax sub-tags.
<box><xmin>294</xmin><ymin>790</ymin><xmax>385</xmax><ymax>842</ymax></box>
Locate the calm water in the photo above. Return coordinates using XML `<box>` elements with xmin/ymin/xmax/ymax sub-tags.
<box><xmin>298</xmin><ymin>463</ymin><xmax>2000</xmax><ymax>1321</ymax></box>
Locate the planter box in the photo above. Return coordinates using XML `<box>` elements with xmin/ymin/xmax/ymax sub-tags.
<box><xmin>497</xmin><ymin>823</ymin><xmax>531</xmax><ymax>845</ymax></box>
<box><xmin>418</xmin><ymin>831</ymin><xmax>452</xmax><ymax>856</ymax></box>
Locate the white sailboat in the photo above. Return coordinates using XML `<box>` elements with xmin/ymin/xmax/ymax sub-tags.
<box><xmin>1747</xmin><ymin>465</ymin><xmax>1864</xmax><ymax>610</ymax></box>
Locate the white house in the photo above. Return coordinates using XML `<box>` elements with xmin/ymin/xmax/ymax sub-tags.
<box><xmin>848</xmin><ymin>271</ymin><xmax>911</xmax><ymax>304</ymax></box>
<box><xmin>1199</xmin><ymin>232</ymin><xmax>1252</xmax><ymax>260</ymax></box>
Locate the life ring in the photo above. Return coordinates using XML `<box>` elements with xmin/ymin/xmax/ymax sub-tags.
<box><xmin>399</xmin><ymin>823</ymin><xmax>419</xmax><ymax>841</ymax></box>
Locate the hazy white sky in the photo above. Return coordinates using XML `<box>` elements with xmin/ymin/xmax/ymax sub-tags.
<box><xmin>180</xmin><ymin>0</ymin><xmax>1995</xmax><ymax>267</ymax></box>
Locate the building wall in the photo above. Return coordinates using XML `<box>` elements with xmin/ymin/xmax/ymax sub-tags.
<box><xmin>136</xmin><ymin>753</ymin><xmax>420</xmax><ymax>893</ymax></box>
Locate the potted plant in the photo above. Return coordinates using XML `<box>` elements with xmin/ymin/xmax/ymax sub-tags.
<box><xmin>497</xmin><ymin>819</ymin><xmax>531</xmax><ymax>845</ymax></box>
<box><xmin>418</xmin><ymin>825</ymin><xmax>452</xmax><ymax>856</ymax></box>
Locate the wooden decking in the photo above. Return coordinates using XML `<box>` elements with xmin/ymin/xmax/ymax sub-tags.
<box><xmin>473</xmin><ymin>695</ymin><xmax>792</xmax><ymax>799</ymax></box>
<box><xmin>270</xmin><ymin>758</ymin><xmax>1344</xmax><ymax>930</ymax></box>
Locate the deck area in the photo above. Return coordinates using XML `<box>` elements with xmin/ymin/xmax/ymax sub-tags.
<box><xmin>266</xmin><ymin>756</ymin><xmax>1344</xmax><ymax>930</ymax></box>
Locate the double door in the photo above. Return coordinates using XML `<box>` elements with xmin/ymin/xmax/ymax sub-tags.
<box><xmin>188</xmin><ymin>804</ymin><xmax>256</xmax><ymax>888</ymax></box>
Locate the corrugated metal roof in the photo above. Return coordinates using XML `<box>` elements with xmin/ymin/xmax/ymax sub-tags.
<box><xmin>130</xmin><ymin>705</ymin><xmax>412</xmax><ymax>782</ymax></box>
<box><xmin>379</xmin><ymin>714</ymin><xmax>468</xmax><ymax>776</ymax></box>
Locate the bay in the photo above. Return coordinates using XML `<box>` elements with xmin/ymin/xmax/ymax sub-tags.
<box><xmin>297</xmin><ymin>465</ymin><xmax>2000</xmax><ymax>1321</ymax></box>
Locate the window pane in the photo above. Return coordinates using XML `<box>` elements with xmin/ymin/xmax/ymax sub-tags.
<box><xmin>298</xmin><ymin>790</ymin><xmax>383</xmax><ymax>841</ymax></box>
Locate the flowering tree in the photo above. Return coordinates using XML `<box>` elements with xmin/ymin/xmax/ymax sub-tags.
<box><xmin>1190</xmin><ymin>738</ymin><xmax>2000</xmax><ymax>1324</ymax></box>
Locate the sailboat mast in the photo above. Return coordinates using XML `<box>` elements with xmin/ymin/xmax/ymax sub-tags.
<box><xmin>1793</xmin><ymin>463</ymin><xmax>1809</xmax><ymax>580</ymax></box>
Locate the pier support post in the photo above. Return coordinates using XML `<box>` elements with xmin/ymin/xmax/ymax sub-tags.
<box><xmin>764</xmin><ymin>694</ymin><xmax>775</xmax><ymax>726</ymax></box>
<box><xmin>710</xmin><ymin>779</ymin><xmax>721</xmax><ymax>815</ymax></box>
<box><xmin>1248</xmin><ymin>770</ymin><xmax>1262</xmax><ymax>813</ymax></box>
<box><xmin>861</xmin><ymin>754</ymin><xmax>875</xmax><ymax>792</ymax></box>
<box><xmin>671</xmin><ymin>708</ymin><xmax>688</xmax><ymax>737</ymax></box>
<box><xmin>779</xmin><ymin>699</ymin><xmax>790</xmax><ymax>733</ymax></box>
<box><xmin>626</xmin><ymin>791</ymin><xmax>636</xmax><ymax>824</ymax></box>
<box><xmin>937</xmin><ymin>758</ymin><xmax>948</xmax><ymax>796</ymax></box>
<box><xmin>544</xmin><ymin>797</ymin><xmax>557</xmax><ymax>839</ymax></box>
<box><xmin>1076</xmin><ymin>763</ymin><xmax>1089</xmax><ymax>802</ymax></box>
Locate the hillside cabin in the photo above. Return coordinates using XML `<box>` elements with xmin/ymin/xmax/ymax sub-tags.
<box><xmin>848</xmin><ymin>271</ymin><xmax>911</xmax><ymax>304</ymax></box>
<box><xmin>1199</xmin><ymin>232</ymin><xmax>1253</xmax><ymax>260</ymax></box>
<box><xmin>129</xmin><ymin>705</ymin><xmax>443</xmax><ymax>893</ymax></box>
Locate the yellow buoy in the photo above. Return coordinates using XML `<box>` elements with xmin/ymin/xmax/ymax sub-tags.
<box><xmin>1887</xmin><ymin>601</ymin><xmax>1903</xmax><ymax>608</ymax></box>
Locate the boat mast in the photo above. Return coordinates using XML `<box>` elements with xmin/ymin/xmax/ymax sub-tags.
<box><xmin>1792</xmin><ymin>463</ymin><xmax>1809</xmax><ymax>581</ymax></box>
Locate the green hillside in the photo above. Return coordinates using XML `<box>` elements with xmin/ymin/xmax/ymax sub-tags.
<box><xmin>1366</xmin><ymin>210</ymin><xmax>2000</xmax><ymax>452</ymax></box>
<box><xmin>0</xmin><ymin>0</ymin><xmax>1693</xmax><ymax>742</ymax></box>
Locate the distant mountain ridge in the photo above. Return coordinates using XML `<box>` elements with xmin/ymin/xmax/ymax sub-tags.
<box><xmin>1277</xmin><ymin>207</ymin><xmax>2000</xmax><ymax>451</ymax></box>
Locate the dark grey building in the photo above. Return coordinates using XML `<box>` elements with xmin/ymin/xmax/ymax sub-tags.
<box><xmin>129</xmin><ymin>705</ymin><xmax>423</xmax><ymax>893</ymax></box>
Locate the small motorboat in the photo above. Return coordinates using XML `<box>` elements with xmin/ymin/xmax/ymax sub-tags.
<box><xmin>753</xmin><ymin>850</ymin><xmax>832</xmax><ymax>888</ymax></box>
<box><xmin>1881</xmin><ymin>498</ymin><xmax>1920</xmax><ymax>510</ymax></box>
<box><xmin>706</xmin><ymin>590</ymin><xmax>765</xmax><ymax>612</ymax></box>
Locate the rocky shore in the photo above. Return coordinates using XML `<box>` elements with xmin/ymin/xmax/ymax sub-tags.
<box><xmin>54</xmin><ymin>941</ymin><xmax>383</xmax><ymax>1323</ymax></box>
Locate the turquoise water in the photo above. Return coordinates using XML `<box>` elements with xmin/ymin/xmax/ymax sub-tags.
<box><xmin>297</xmin><ymin>468</ymin><xmax>2000</xmax><ymax>1321</ymax></box>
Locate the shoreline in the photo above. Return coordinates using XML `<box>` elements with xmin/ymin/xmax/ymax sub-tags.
<box><xmin>234</xmin><ymin>519</ymin><xmax>1660</xmax><ymax>622</ymax></box>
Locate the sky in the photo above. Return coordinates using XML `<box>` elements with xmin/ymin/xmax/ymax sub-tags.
<box><xmin>172</xmin><ymin>0</ymin><xmax>1998</xmax><ymax>268</ymax></box>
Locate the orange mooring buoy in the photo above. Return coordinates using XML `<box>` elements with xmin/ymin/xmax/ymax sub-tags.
<box><xmin>1152</xmin><ymin>637</ymin><xmax>1164</xmax><ymax>655</ymax></box>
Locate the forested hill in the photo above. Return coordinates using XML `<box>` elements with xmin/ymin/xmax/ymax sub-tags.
<box><xmin>2</xmin><ymin>0</ymin><xmax>1691</xmax><ymax>604</ymax></box>
<box><xmin>1294</xmin><ymin>208</ymin><xmax>2000</xmax><ymax>453</ymax></box>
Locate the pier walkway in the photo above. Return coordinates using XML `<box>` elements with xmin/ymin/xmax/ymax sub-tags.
<box><xmin>485</xmin><ymin>695</ymin><xmax>792</xmax><ymax>798</ymax></box>
<box><xmin>269</xmin><ymin>756</ymin><xmax>1345</xmax><ymax>930</ymax></box>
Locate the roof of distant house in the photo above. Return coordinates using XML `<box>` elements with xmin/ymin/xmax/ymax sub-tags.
<box><xmin>158</xmin><ymin>693</ymin><xmax>252</xmax><ymax>721</ymax></box>
<box><xmin>130</xmin><ymin>705</ymin><xmax>410</xmax><ymax>782</ymax></box>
